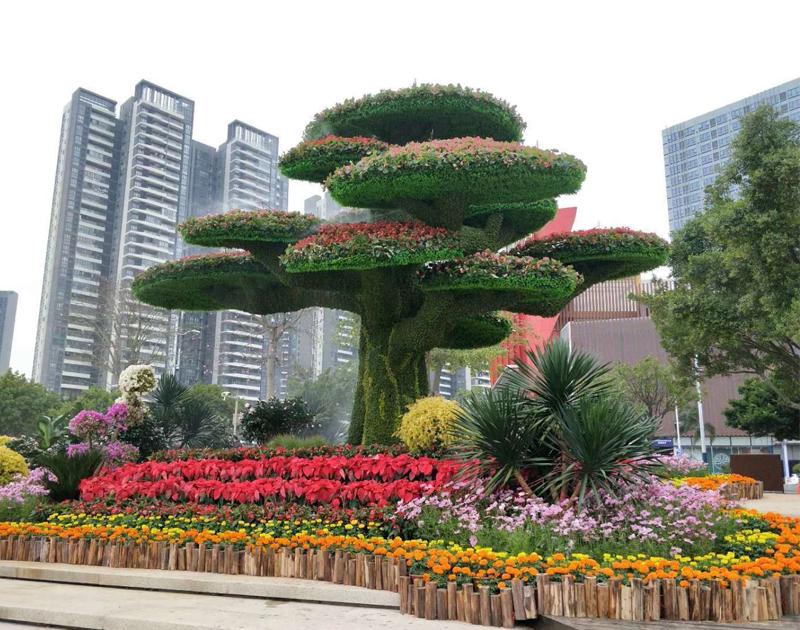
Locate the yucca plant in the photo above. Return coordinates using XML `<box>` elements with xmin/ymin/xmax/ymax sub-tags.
<box><xmin>542</xmin><ymin>396</ymin><xmax>661</xmax><ymax>504</ymax></box>
<box><xmin>452</xmin><ymin>339</ymin><xmax>659</xmax><ymax>505</ymax></box>
<box><xmin>450</xmin><ymin>387</ymin><xmax>546</xmax><ymax>493</ymax></box>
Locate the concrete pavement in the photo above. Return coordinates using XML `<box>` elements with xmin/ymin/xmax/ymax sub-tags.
<box><xmin>0</xmin><ymin>578</ymin><xmax>467</xmax><ymax>630</ymax></box>
<box><xmin>742</xmin><ymin>492</ymin><xmax>800</xmax><ymax>517</ymax></box>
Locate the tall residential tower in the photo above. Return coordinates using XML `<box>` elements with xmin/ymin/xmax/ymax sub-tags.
<box><xmin>0</xmin><ymin>291</ymin><xmax>18</xmax><ymax>373</ymax></box>
<box><xmin>33</xmin><ymin>89</ymin><xmax>120</xmax><ymax>395</ymax></box>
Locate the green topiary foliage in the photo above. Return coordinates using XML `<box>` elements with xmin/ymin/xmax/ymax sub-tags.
<box><xmin>303</xmin><ymin>84</ymin><xmax>525</xmax><ymax>144</ymax></box>
<box><xmin>511</xmin><ymin>228</ymin><xmax>670</xmax><ymax>285</ymax></box>
<box><xmin>132</xmin><ymin>83</ymin><xmax>668</xmax><ymax>446</ymax></box>
<box><xmin>279</xmin><ymin>135</ymin><xmax>389</xmax><ymax>183</ymax></box>
<box><xmin>419</xmin><ymin>251</ymin><xmax>581</xmax><ymax>294</ymax></box>
<box><xmin>464</xmin><ymin>199</ymin><xmax>557</xmax><ymax>237</ymax></box>
<box><xmin>439</xmin><ymin>314</ymin><xmax>513</xmax><ymax>349</ymax></box>
<box><xmin>180</xmin><ymin>210</ymin><xmax>319</xmax><ymax>248</ymax></box>
<box><xmin>326</xmin><ymin>137</ymin><xmax>586</xmax><ymax>212</ymax></box>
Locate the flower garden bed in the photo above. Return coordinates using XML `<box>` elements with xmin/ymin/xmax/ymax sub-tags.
<box><xmin>676</xmin><ymin>474</ymin><xmax>765</xmax><ymax>501</ymax></box>
<box><xmin>0</xmin><ymin>439</ymin><xmax>790</xmax><ymax>627</ymax></box>
<box><xmin>0</xmin><ymin>509</ymin><xmax>798</xmax><ymax>625</ymax></box>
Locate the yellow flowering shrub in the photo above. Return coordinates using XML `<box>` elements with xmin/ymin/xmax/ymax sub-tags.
<box><xmin>0</xmin><ymin>435</ymin><xmax>12</xmax><ymax>446</ymax></box>
<box><xmin>0</xmin><ymin>445</ymin><xmax>28</xmax><ymax>485</ymax></box>
<box><xmin>395</xmin><ymin>396</ymin><xmax>460</xmax><ymax>452</ymax></box>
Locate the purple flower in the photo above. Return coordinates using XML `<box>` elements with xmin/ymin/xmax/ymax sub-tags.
<box><xmin>0</xmin><ymin>468</ymin><xmax>55</xmax><ymax>503</ymax></box>
<box><xmin>66</xmin><ymin>443</ymin><xmax>90</xmax><ymax>458</ymax></box>
<box><xmin>103</xmin><ymin>441</ymin><xmax>139</xmax><ymax>467</ymax></box>
<box><xmin>103</xmin><ymin>403</ymin><xmax>129</xmax><ymax>434</ymax></box>
<box><xmin>68</xmin><ymin>410</ymin><xmax>108</xmax><ymax>441</ymax></box>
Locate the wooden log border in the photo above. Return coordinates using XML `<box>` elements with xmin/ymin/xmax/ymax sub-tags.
<box><xmin>719</xmin><ymin>480</ymin><xmax>764</xmax><ymax>501</ymax></box>
<box><xmin>0</xmin><ymin>534</ymin><xmax>795</xmax><ymax>626</ymax></box>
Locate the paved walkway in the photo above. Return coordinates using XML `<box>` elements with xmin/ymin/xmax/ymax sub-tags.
<box><xmin>742</xmin><ymin>491</ymin><xmax>800</xmax><ymax>516</ymax></box>
<box><xmin>0</xmin><ymin>578</ymin><xmax>466</xmax><ymax>630</ymax></box>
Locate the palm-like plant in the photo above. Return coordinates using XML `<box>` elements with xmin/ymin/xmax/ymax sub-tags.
<box><xmin>451</xmin><ymin>387</ymin><xmax>545</xmax><ymax>493</ymax></box>
<box><xmin>542</xmin><ymin>397</ymin><xmax>660</xmax><ymax>503</ymax></box>
<box><xmin>38</xmin><ymin>449</ymin><xmax>103</xmax><ymax>501</ymax></box>
<box><xmin>150</xmin><ymin>374</ymin><xmax>233</xmax><ymax>448</ymax></box>
<box><xmin>452</xmin><ymin>340</ymin><xmax>660</xmax><ymax>505</ymax></box>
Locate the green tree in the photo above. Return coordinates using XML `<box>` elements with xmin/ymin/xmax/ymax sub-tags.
<box><xmin>642</xmin><ymin>106</ymin><xmax>800</xmax><ymax>406</ymax></box>
<box><xmin>287</xmin><ymin>364</ymin><xmax>356</xmax><ymax>441</ymax></box>
<box><xmin>724</xmin><ymin>376</ymin><xmax>800</xmax><ymax>440</ymax></box>
<box><xmin>611</xmin><ymin>357</ymin><xmax>696</xmax><ymax>421</ymax></box>
<box><xmin>0</xmin><ymin>371</ymin><xmax>60</xmax><ymax>437</ymax></box>
<box><xmin>132</xmin><ymin>84</ymin><xmax>667</xmax><ymax>444</ymax></box>
<box><xmin>185</xmin><ymin>383</ymin><xmax>238</xmax><ymax>422</ymax></box>
<box><xmin>54</xmin><ymin>386</ymin><xmax>117</xmax><ymax>420</ymax></box>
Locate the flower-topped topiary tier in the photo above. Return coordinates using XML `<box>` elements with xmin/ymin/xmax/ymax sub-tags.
<box><xmin>303</xmin><ymin>83</ymin><xmax>526</xmax><ymax>144</ymax></box>
<box><xmin>132</xmin><ymin>83</ymin><xmax>668</xmax><ymax>444</ymax></box>
<box><xmin>511</xmin><ymin>228</ymin><xmax>670</xmax><ymax>285</ymax></box>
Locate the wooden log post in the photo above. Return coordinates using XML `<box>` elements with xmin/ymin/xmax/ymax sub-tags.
<box><xmin>447</xmin><ymin>581</ymin><xmax>458</xmax><ymax>620</ymax></box>
<box><xmin>437</xmin><ymin>588</ymin><xmax>448</xmax><ymax>621</ymax></box>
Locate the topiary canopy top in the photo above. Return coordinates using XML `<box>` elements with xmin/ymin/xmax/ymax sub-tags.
<box><xmin>132</xmin><ymin>83</ymin><xmax>668</xmax><ymax>445</ymax></box>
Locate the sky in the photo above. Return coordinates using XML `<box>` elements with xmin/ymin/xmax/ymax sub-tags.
<box><xmin>1</xmin><ymin>0</ymin><xmax>799</xmax><ymax>376</ymax></box>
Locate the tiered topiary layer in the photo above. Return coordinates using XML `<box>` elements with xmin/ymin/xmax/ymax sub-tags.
<box><xmin>512</xmin><ymin>228</ymin><xmax>670</xmax><ymax>285</ymax></box>
<box><xmin>132</xmin><ymin>83</ymin><xmax>668</xmax><ymax>445</ymax></box>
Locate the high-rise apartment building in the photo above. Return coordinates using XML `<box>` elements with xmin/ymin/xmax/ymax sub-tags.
<box><xmin>112</xmin><ymin>81</ymin><xmax>195</xmax><ymax>377</ymax></box>
<box><xmin>33</xmin><ymin>89</ymin><xmax>121</xmax><ymax>394</ymax></box>
<box><xmin>206</xmin><ymin>121</ymin><xmax>295</xmax><ymax>400</ymax></box>
<box><xmin>37</xmin><ymin>81</ymin><xmax>297</xmax><ymax>399</ymax></box>
<box><xmin>663</xmin><ymin>77</ymin><xmax>800</xmax><ymax>232</ymax></box>
<box><xmin>0</xmin><ymin>291</ymin><xmax>18</xmax><ymax>373</ymax></box>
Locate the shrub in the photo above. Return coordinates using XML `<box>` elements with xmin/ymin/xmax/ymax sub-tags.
<box><xmin>395</xmin><ymin>397</ymin><xmax>460</xmax><ymax>452</ymax></box>
<box><xmin>279</xmin><ymin>135</ymin><xmax>389</xmax><ymax>183</ymax></box>
<box><xmin>38</xmin><ymin>449</ymin><xmax>103</xmax><ymax>502</ymax></box>
<box><xmin>0</xmin><ymin>445</ymin><xmax>28</xmax><ymax>485</ymax></box>
<box><xmin>181</xmin><ymin>209</ymin><xmax>320</xmax><ymax>247</ymax></box>
<box><xmin>241</xmin><ymin>397</ymin><xmax>318</xmax><ymax>444</ymax></box>
<box><xmin>266</xmin><ymin>434</ymin><xmax>328</xmax><ymax>450</ymax></box>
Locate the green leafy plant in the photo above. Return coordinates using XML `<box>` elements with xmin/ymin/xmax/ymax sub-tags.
<box><xmin>241</xmin><ymin>397</ymin><xmax>318</xmax><ymax>444</ymax></box>
<box><xmin>451</xmin><ymin>387</ymin><xmax>542</xmax><ymax>493</ymax></box>
<box><xmin>37</xmin><ymin>414</ymin><xmax>69</xmax><ymax>449</ymax></box>
<box><xmin>38</xmin><ymin>449</ymin><xmax>103</xmax><ymax>502</ymax></box>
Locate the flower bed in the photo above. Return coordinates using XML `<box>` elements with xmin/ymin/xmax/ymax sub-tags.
<box><xmin>279</xmin><ymin>135</ymin><xmax>389</xmax><ymax>183</ymax></box>
<box><xmin>303</xmin><ymin>83</ymin><xmax>526</xmax><ymax>144</ymax></box>
<box><xmin>675</xmin><ymin>474</ymin><xmax>764</xmax><ymax>501</ymax></box>
<box><xmin>79</xmin><ymin>454</ymin><xmax>463</xmax><ymax>506</ymax></box>
<box><xmin>326</xmin><ymin>137</ymin><xmax>586</xmax><ymax>210</ymax></box>
<box><xmin>281</xmin><ymin>222</ymin><xmax>463</xmax><ymax>272</ymax></box>
<box><xmin>418</xmin><ymin>251</ymin><xmax>581</xmax><ymax>296</ymax></box>
<box><xmin>180</xmin><ymin>210</ymin><xmax>320</xmax><ymax>248</ymax></box>
<box><xmin>150</xmin><ymin>443</ymin><xmax>410</xmax><ymax>463</ymax></box>
<box><xmin>1</xmin><ymin>507</ymin><xmax>798</xmax><ymax>624</ymax></box>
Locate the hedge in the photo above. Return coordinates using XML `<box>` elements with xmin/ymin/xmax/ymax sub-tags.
<box><xmin>303</xmin><ymin>83</ymin><xmax>525</xmax><ymax>144</ymax></box>
<box><xmin>511</xmin><ymin>228</ymin><xmax>670</xmax><ymax>284</ymax></box>
<box><xmin>464</xmin><ymin>199</ymin><xmax>558</xmax><ymax>235</ymax></box>
<box><xmin>439</xmin><ymin>314</ymin><xmax>513</xmax><ymax>349</ymax></box>
<box><xmin>418</xmin><ymin>250</ymin><xmax>581</xmax><ymax>295</ymax></box>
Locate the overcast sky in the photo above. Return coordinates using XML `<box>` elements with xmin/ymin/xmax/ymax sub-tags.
<box><xmin>2</xmin><ymin>0</ymin><xmax>798</xmax><ymax>376</ymax></box>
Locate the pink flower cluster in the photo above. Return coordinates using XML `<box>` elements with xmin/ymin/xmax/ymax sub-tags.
<box><xmin>0</xmin><ymin>468</ymin><xmax>55</xmax><ymax>503</ymax></box>
<box><xmin>655</xmin><ymin>454</ymin><xmax>707</xmax><ymax>476</ymax></box>
<box><xmin>68</xmin><ymin>404</ymin><xmax>128</xmax><ymax>442</ymax></box>
<box><xmin>397</xmin><ymin>476</ymin><xmax>728</xmax><ymax>556</ymax></box>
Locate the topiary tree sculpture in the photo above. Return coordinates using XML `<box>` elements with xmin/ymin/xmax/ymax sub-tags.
<box><xmin>132</xmin><ymin>84</ymin><xmax>668</xmax><ymax>445</ymax></box>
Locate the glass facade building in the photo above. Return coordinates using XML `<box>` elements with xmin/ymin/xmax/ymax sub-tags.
<box><xmin>37</xmin><ymin>82</ymin><xmax>296</xmax><ymax>398</ymax></box>
<box><xmin>663</xmin><ymin>77</ymin><xmax>800</xmax><ymax>233</ymax></box>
